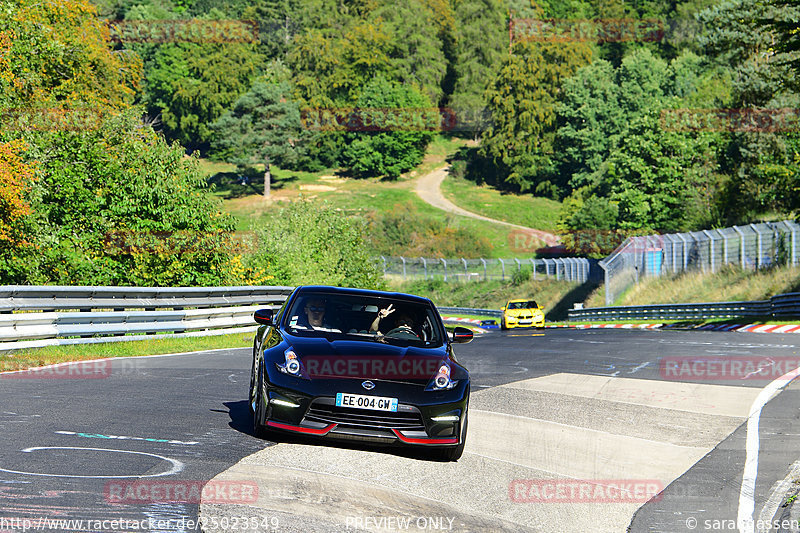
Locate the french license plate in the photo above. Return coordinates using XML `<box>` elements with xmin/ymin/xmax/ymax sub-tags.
<box><xmin>336</xmin><ymin>393</ymin><xmax>398</xmax><ymax>412</ymax></box>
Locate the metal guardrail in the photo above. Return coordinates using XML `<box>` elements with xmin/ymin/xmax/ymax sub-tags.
<box><xmin>438</xmin><ymin>307</ymin><xmax>503</xmax><ymax>318</ymax></box>
<box><xmin>568</xmin><ymin>292</ymin><xmax>800</xmax><ymax>322</ymax></box>
<box><xmin>0</xmin><ymin>285</ymin><xmax>295</xmax><ymax>352</ymax></box>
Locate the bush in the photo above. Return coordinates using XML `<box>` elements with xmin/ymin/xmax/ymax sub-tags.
<box><xmin>245</xmin><ymin>200</ymin><xmax>384</xmax><ymax>289</ymax></box>
<box><xmin>363</xmin><ymin>203</ymin><xmax>494</xmax><ymax>257</ymax></box>
<box><xmin>9</xmin><ymin>109</ymin><xmax>238</xmax><ymax>286</ymax></box>
<box><xmin>342</xmin><ymin>77</ymin><xmax>435</xmax><ymax>179</ymax></box>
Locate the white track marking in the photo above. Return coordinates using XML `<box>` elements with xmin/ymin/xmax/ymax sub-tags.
<box><xmin>0</xmin><ymin>447</ymin><xmax>184</xmax><ymax>478</ymax></box>
<box><xmin>737</xmin><ymin>367</ymin><xmax>800</xmax><ymax>533</ymax></box>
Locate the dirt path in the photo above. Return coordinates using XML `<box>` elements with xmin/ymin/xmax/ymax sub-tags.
<box><xmin>414</xmin><ymin>165</ymin><xmax>561</xmax><ymax>246</ymax></box>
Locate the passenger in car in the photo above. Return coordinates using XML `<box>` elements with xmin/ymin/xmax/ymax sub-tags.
<box><xmin>370</xmin><ymin>304</ymin><xmax>423</xmax><ymax>339</ymax></box>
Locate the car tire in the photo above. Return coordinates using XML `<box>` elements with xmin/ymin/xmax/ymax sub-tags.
<box><xmin>252</xmin><ymin>361</ymin><xmax>269</xmax><ymax>439</ymax></box>
<box><xmin>500</xmin><ymin>318</ymin><xmax>508</xmax><ymax>331</ymax></box>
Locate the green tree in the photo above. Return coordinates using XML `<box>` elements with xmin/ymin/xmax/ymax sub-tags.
<box><xmin>448</xmin><ymin>0</ymin><xmax>508</xmax><ymax>134</ymax></box>
<box><xmin>341</xmin><ymin>77</ymin><xmax>435</xmax><ymax>178</ymax></box>
<box><xmin>211</xmin><ymin>81</ymin><xmax>304</xmax><ymax>197</ymax></box>
<box><xmin>0</xmin><ymin>0</ymin><xmax>141</xmax><ymax>112</ymax></box>
<box><xmin>373</xmin><ymin>0</ymin><xmax>452</xmax><ymax>106</ymax></box>
<box><xmin>479</xmin><ymin>38</ymin><xmax>592</xmax><ymax>195</ymax></box>
<box><xmin>141</xmin><ymin>10</ymin><xmax>263</xmax><ymax>149</ymax></box>
<box><xmin>555</xmin><ymin>59</ymin><xmax>624</xmax><ymax>189</ymax></box>
<box><xmin>16</xmin><ymin>110</ymin><xmax>237</xmax><ymax>286</ymax></box>
<box><xmin>602</xmin><ymin>113</ymin><xmax>719</xmax><ymax>232</ymax></box>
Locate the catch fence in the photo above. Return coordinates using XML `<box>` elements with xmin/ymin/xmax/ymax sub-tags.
<box><xmin>379</xmin><ymin>257</ymin><xmax>589</xmax><ymax>283</ymax></box>
<box><xmin>599</xmin><ymin>220</ymin><xmax>800</xmax><ymax>305</ymax></box>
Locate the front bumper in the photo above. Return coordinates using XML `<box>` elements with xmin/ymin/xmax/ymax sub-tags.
<box><xmin>261</xmin><ymin>374</ymin><xmax>468</xmax><ymax>446</ymax></box>
<box><xmin>504</xmin><ymin>315</ymin><xmax>545</xmax><ymax>328</ymax></box>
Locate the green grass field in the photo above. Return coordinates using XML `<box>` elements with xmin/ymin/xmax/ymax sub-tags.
<box><xmin>200</xmin><ymin>135</ymin><xmax>563</xmax><ymax>258</ymax></box>
<box><xmin>440</xmin><ymin>173</ymin><xmax>562</xmax><ymax>232</ymax></box>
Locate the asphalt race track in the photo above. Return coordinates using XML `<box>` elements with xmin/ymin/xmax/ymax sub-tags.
<box><xmin>2</xmin><ymin>329</ymin><xmax>800</xmax><ymax>533</ymax></box>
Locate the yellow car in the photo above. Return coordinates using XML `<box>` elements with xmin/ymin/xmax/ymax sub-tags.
<box><xmin>500</xmin><ymin>299</ymin><xmax>545</xmax><ymax>330</ymax></box>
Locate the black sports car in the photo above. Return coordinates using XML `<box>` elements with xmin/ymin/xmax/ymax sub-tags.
<box><xmin>249</xmin><ymin>285</ymin><xmax>472</xmax><ymax>461</ymax></box>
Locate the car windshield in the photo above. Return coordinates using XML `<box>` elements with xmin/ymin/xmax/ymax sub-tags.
<box><xmin>284</xmin><ymin>292</ymin><xmax>443</xmax><ymax>346</ymax></box>
<box><xmin>508</xmin><ymin>301</ymin><xmax>537</xmax><ymax>309</ymax></box>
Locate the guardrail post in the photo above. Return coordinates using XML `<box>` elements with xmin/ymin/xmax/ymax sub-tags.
<box><xmin>750</xmin><ymin>223</ymin><xmax>764</xmax><ymax>269</ymax></box>
<box><xmin>481</xmin><ymin>258</ymin><xmax>487</xmax><ymax>281</ymax></box>
<box><xmin>555</xmin><ymin>258</ymin><xmax>561</xmax><ymax>281</ymax></box>
<box><xmin>530</xmin><ymin>258</ymin><xmax>537</xmax><ymax>280</ymax></box>
<box><xmin>793</xmin><ymin>223</ymin><xmax>798</xmax><ymax>266</ymax></box>
<box><xmin>401</xmin><ymin>256</ymin><xmax>407</xmax><ymax>280</ymax></box>
<box><xmin>441</xmin><ymin>258</ymin><xmax>447</xmax><ymax>281</ymax></box>
<box><xmin>499</xmin><ymin>258</ymin><xmax>505</xmax><ymax>281</ymax></box>
<box><xmin>733</xmin><ymin>226</ymin><xmax>746</xmax><ymax>269</ymax></box>
<box><xmin>703</xmin><ymin>230</ymin><xmax>715</xmax><ymax>273</ymax></box>
<box><xmin>514</xmin><ymin>258</ymin><xmax>521</xmax><ymax>276</ymax></box>
<box><xmin>462</xmin><ymin>258</ymin><xmax>467</xmax><ymax>281</ymax></box>
<box><xmin>420</xmin><ymin>257</ymin><xmax>427</xmax><ymax>280</ymax></box>
<box><xmin>677</xmin><ymin>233</ymin><xmax>690</xmax><ymax>272</ymax></box>
<box><xmin>719</xmin><ymin>229</ymin><xmax>728</xmax><ymax>266</ymax></box>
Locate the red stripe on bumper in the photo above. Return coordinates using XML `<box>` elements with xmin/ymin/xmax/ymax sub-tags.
<box><xmin>391</xmin><ymin>429</ymin><xmax>458</xmax><ymax>444</ymax></box>
<box><xmin>267</xmin><ymin>421</ymin><xmax>337</xmax><ymax>435</ymax></box>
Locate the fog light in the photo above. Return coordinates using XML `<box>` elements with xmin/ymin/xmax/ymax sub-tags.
<box><xmin>270</xmin><ymin>398</ymin><xmax>300</xmax><ymax>408</ymax></box>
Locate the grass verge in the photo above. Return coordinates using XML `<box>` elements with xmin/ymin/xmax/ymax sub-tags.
<box><xmin>0</xmin><ymin>332</ymin><xmax>253</xmax><ymax>373</ymax></box>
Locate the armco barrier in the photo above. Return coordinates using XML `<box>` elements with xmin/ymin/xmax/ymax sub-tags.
<box><xmin>0</xmin><ymin>285</ymin><xmax>294</xmax><ymax>352</ymax></box>
<box><xmin>438</xmin><ymin>307</ymin><xmax>503</xmax><ymax>318</ymax></box>
<box><xmin>568</xmin><ymin>292</ymin><xmax>800</xmax><ymax>322</ymax></box>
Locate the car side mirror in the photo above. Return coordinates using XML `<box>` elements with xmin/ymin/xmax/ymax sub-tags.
<box><xmin>253</xmin><ymin>308</ymin><xmax>273</xmax><ymax>326</ymax></box>
<box><xmin>451</xmin><ymin>326</ymin><xmax>473</xmax><ymax>344</ymax></box>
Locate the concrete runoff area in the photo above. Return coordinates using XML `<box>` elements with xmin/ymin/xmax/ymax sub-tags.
<box><xmin>200</xmin><ymin>372</ymin><xmax>762</xmax><ymax>532</ymax></box>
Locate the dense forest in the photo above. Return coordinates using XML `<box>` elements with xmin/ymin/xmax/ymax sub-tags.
<box><xmin>0</xmin><ymin>0</ymin><xmax>798</xmax><ymax>285</ymax></box>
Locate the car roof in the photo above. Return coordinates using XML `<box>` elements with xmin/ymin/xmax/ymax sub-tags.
<box><xmin>507</xmin><ymin>299</ymin><xmax>532</xmax><ymax>304</ymax></box>
<box><xmin>294</xmin><ymin>285</ymin><xmax>434</xmax><ymax>306</ymax></box>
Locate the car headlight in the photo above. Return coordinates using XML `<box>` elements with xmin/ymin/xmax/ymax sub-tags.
<box><xmin>276</xmin><ymin>349</ymin><xmax>304</xmax><ymax>377</ymax></box>
<box><xmin>426</xmin><ymin>362</ymin><xmax>457</xmax><ymax>391</ymax></box>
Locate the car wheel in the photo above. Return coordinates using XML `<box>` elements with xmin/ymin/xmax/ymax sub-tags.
<box><xmin>248</xmin><ymin>340</ymin><xmax>258</xmax><ymax>413</ymax></box>
<box><xmin>431</xmin><ymin>411</ymin><xmax>468</xmax><ymax>462</ymax></box>
<box><xmin>500</xmin><ymin>318</ymin><xmax>508</xmax><ymax>331</ymax></box>
<box><xmin>252</xmin><ymin>361</ymin><xmax>269</xmax><ymax>439</ymax></box>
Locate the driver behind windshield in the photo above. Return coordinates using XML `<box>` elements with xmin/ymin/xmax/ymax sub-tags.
<box><xmin>290</xmin><ymin>297</ymin><xmax>341</xmax><ymax>332</ymax></box>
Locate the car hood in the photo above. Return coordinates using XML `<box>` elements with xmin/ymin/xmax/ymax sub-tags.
<box><xmin>505</xmin><ymin>309</ymin><xmax>541</xmax><ymax>316</ymax></box>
